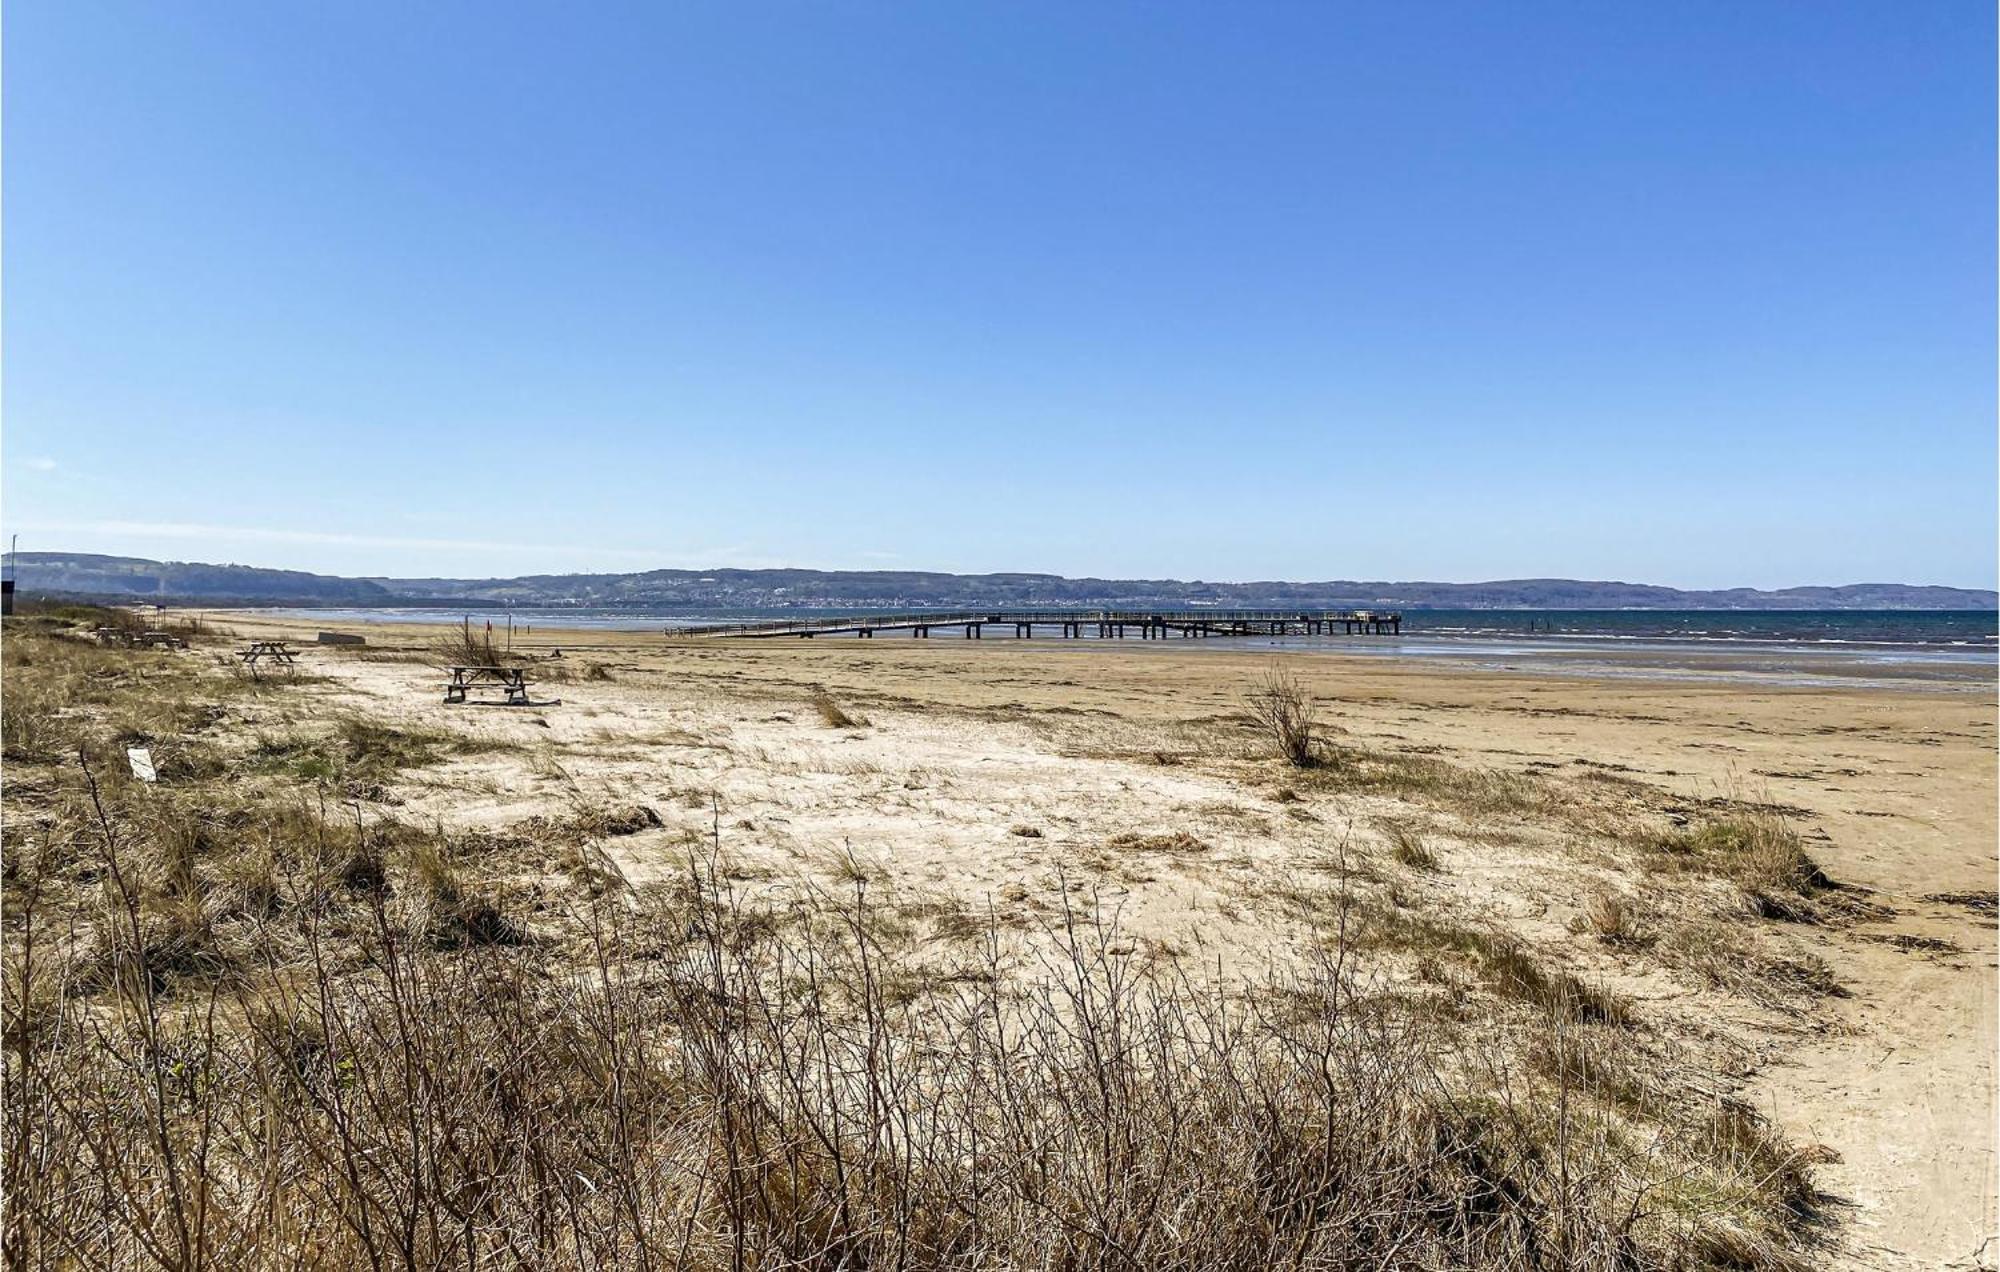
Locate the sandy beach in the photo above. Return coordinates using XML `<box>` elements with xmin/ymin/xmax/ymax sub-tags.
<box><xmin>190</xmin><ymin>610</ymin><xmax>1998</xmax><ymax>1269</ymax></box>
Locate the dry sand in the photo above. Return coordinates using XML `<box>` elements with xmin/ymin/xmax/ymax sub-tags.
<box><xmin>214</xmin><ymin>613</ymin><xmax>1998</xmax><ymax>1268</ymax></box>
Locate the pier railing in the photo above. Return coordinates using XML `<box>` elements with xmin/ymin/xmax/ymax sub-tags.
<box><xmin>667</xmin><ymin>609</ymin><xmax>1403</xmax><ymax>639</ymax></box>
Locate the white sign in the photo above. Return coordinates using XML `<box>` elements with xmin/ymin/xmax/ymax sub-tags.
<box><xmin>126</xmin><ymin>747</ymin><xmax>158</xmax><ymax>783</ymax></box>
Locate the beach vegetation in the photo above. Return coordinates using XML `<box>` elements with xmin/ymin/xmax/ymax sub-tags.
<box><xmin>1244</xmin><ymin>665</ymin><xmax>1319</xmax><ymax>767</ymax></box>
<box><xmin>1638</xmin><ymin>812</ymin><xmax>1837</xmax><ymax>920</ymax></box>
<box><xmin>432</xmin><ymin>615</ymin><xmax>510</xmax><ymax>666</ymax></box>
<box><xmin>810</xmin><ymin>685</ymin><xmax>865</xmax><ymax>728</ymax></box>
<box><xmin>1378</xmin><ymin>817</ymin><xmax>1441</xmax><ymax>870</ymax></box>
<box><xmin>1574</xmin><ymin>888</ymin><xmax>1643</xmax><ymax>945</ymax></box>
<box><xmin>0</xmin><ymin>611</ymin><xmax>1832</xmax><ymax>1270</ymax></box>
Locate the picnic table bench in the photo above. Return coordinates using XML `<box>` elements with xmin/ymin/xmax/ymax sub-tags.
<box><xmin>138</xmin><ymin>631</ymin><xmax>188</xmax><ymax>650</ymax></box>
<box><xmin>445</xmin><ymin>665</ymin><xmax>532</xmax><ymax>706</ymax></box>
<box><xmin>93</xmin><ymin>626</ymin><xmax>134</xmax><ymax>647</ymax></box>
<box><xmin>236</xmin><ymin>641</ymin><xmax>299</xmax><ymax>670</ymax></box>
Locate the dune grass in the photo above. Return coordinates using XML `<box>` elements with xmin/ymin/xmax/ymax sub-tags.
<box><xmin>1378</xmin><ymin>817</ymin><xmax>1442</xmax><ymax>871</ymax></box>
<box><xmin>0</xmin><ymin>615</ymin><xmax>1830</xmax><ymax>1269</ymax></box>
<box><xmin>1638</xmin><ymin>812</ymin><xmax>1839</xmax><ymax>921</ymax></box>
<box><xmin>810</xmin><ymin>685</ymin><xmax>866</xmax><ymax>728</ymax></box>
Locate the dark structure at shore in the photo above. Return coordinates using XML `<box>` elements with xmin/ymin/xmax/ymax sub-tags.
<box><xmin>675</xmin><ymin>609</ymin><xmax>1403</xmax><ymax>640</ymax></box>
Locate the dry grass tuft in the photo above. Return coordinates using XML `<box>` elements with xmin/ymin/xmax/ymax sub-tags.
<box><xmin>1655</xmin><ymin>921</ymin><xmax>1841</xmax><ymax>1010</ymax></box>
<box><xmin>810</xmin><ymin>686</ymin><xmax>866</xmax><ymax>728</ymax></box>
<box><xmin>1</xmin><ymin>677</ymin><xmax>70</xmax><ymax>762</ymax></box>
<box><xmin>409</xmin><ymin>838</ymin><xmax>529</xmax><ymax>948</ymax></box>
<box><xmin>1244</xmin><ymin>665</ymin><xmax>1318</xmax><ymax>767</ymax></box>
<box><xmin>1356</xmin><ymin>904</ymin><xmax>1630</xmax><ymax>1027</ymax></box>
<box><xmin>1295</xmin><ymin>747</ymin><xmax>1568</xmax><ymax>823</ymax></box>
<box><xmin>1378</xmin><ymin>818</ymin><xmax>1440</xmax><ymax>871</ymax></box>
<box><xmin>247</xmin><ymin>716</ymin><xmax>509</xmax><ymax>794</ymax></box>
<box><xmin>1107</xmin><ymin>830</ymin><xmax>1210</xmax><ymax>855</ymax></box>
<box><xmin>1574</xmin><ymin>889</ymin><xmax>1643</xmax><ymax>946</ymax></box>
<box><xmin>1641</xmin><ymin>812</ymin><xmax>1836</xmax><ymax>920</ymax></box>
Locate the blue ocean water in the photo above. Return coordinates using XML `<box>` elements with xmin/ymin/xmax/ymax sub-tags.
<box><xmin>1375</xmin><ymin>609</ymin><xmax>1996</xmax><ymax>648</ymax></box>
<box><xmin>245</xmin><ymin>605</ymin><xmax>1996</xmax><ymax>688</ymax></box>
<box><xmin>263</xmin><ymin>606</ymin><xmax>1995</xmax><ymax>647</ymax></box>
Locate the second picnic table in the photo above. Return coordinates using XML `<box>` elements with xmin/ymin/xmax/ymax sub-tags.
<box><xmin>445</xmin><ymin>665</ymin><xmax>532</xmax><ymax>705</ymax></box>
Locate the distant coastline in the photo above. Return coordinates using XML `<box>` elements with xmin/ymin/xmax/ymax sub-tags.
<box><xmin>247</xmin><ymin>602</ymin><xmax>1999</xmax><ymax>649</ymax></box>
<box><xmin>11</xmin><ymin>551</ymin><xmax>1996</xmax><ymax>612</ymax></box>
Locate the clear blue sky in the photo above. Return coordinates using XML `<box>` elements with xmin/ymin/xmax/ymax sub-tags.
<box><xmin>5</xmin><ymin>2</ymin><xmax>1993</xmax><ymax>587</ymax></box>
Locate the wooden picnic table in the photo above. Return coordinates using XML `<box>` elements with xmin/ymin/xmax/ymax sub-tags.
<box><xmin>236</xmin><ymin>640</ymin><xmax>299</xmax><ymax>669</ymax></box>
<box><xmin>445</xmin><ymin>665</ymin><xmax>532</xmax><ymax>706</ymax></box>
<box><xmin>138</xmin><ymin>631</ymin><xmax>188</xmax><ymax>650</ymax></box>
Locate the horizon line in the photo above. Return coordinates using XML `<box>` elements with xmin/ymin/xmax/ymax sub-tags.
<box><xmin>8</xmin><ymin>546</ymin><xmax>1996</xmax><ymax>598</ymax></box>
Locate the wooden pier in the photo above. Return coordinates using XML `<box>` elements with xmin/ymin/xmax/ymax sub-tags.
<box><xmin>670</xmin><ymin>609</ymin><xmax>1403</xmax><ymax>640</ymax></box>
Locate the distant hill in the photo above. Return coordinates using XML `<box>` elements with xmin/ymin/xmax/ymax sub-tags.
<box><xmin>10</xmin><ymin>553</ymin><xmax>396</xmax><ymax>604</ymax></box>
<box><xmin>8</xmin><ymin>552</ymin><xmax>1994</xmax><ymax>610</ymax></box>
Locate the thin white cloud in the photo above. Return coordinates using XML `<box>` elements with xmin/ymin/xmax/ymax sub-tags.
<box><xmin>17</xmin><ymin>457</ymin><xmax>59</xmax><ymax>472</ymax></box>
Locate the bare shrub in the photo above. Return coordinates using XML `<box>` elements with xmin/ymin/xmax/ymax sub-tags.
<box><xmin>10</xmin><ymin>834</ymin><xmax>1804</xmax><ymax>1268</ymax></box>
<box><xmin>432</xmin><ymin>615</ymin><xmax>506</xmax><ymax>666</ymax></box>
<box><xmin>1245</xmin><ymin>665</ymin><xmax>1318</xmax><ymax>766</ymax></box>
